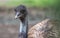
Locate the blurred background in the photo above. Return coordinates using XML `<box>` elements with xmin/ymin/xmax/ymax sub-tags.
<box><xmin>0</xmin><ymin>0</ymin><xmax>60</xmax><ymax>38</ymax></box>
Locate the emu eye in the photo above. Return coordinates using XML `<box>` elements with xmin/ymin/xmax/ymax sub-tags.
<box><xmin>20</xmin><ymin>10</ymin><xmax>25</xmax><ymax>13</ymax></box>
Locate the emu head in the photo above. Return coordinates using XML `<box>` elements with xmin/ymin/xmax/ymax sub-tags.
<box><xmin>14</xmin><ymin>5</ymin><xmax>28</xmax><ymax>38</ymax></box>
<box><xmin>14</xmin><ymin>5</ymin><xmax>27</xmax><ymax>20</ymax></box>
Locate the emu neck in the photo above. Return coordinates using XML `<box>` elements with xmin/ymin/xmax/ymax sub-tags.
<box><xmin>19</xmin><ymin>16</ymin><xmax>28</xmax><ymax>38</ymax></box>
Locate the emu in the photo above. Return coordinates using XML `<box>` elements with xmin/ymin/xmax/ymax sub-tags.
<box><xmin>14</xmin><ymin>5</ymin><xmax>57</xmax><ymax>38</ymax></box>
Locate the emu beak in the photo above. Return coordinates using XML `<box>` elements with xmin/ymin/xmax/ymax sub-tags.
<box><xmin>15</xmin><ymin>15</ymin><xmax>18</xmax><ymax>19</ymax></box>
<box><xmin>15</xmin><ymin>12</ymin><xmax>20</xmax><ymax>19</ymax></box>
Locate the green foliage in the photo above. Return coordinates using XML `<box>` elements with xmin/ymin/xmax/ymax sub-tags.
<box><xmin>46</xmin><ymin>0</ymin><xmax>60</xmax><ymax>20</ymax></box>
<box><xmin>0</xmin><ymin>0</ymin><xmax>59</xmax><ymax>7</ymax></box>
